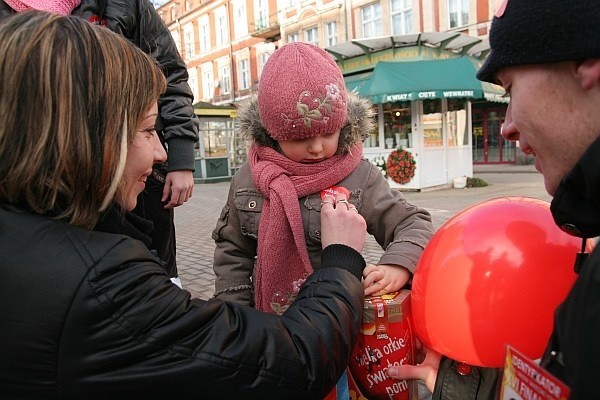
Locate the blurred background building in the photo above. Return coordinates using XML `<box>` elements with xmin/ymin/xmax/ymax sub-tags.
<box><xmin>155</xmin><ymin>0</ymin><xmax>523</xmax><ymax>188</ymax></box>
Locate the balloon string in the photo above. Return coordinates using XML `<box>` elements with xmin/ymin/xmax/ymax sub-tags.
<box><xmin>574</xmin><ymin>238</ymin><xmax>589</xmax><ymax>274</ymax></box>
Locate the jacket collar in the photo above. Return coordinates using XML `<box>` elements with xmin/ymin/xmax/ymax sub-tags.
<box><xmin>94</xmin><ymin>203</ymin><xmax>153</xmax><ymax>248</ymax></box>
<box><xmin>551</xmin><ymin>136</ymin><xmax>600</xmax><ymax>239</ymax></box>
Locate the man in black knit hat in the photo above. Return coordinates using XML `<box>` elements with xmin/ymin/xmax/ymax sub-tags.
<box><xmin>387</xmin><ymin>0</ymin><xmax>600</xmax><ymax>398</ymax></box>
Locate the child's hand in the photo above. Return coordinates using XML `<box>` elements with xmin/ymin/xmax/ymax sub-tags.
<box><xmin>362</xmin><ymin>263</ymin><xmax>410</xmax><ymax>296</ymax></box>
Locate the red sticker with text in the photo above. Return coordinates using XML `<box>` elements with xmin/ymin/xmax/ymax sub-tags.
<box><xmin>320</xmin><ymin>186</ymin><xmax>350</xmax><ymax>200</ymax></box>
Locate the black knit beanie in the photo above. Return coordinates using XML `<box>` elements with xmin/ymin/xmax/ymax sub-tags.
<box><xmin>477</xmin><ymin>0</ymin><xmax>600</xmax><ymax>84</ymax></box>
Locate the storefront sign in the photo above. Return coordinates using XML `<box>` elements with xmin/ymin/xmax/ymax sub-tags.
<box><xmin>384</xmin><ymin>90</ymin><xmax>476</xmax><ymax>102</ymax></box>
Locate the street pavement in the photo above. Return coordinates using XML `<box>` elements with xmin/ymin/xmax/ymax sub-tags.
<box><xmin>175</xmin><ymin>163</ymin><xmax>550</xmax><ymax>300</ymax></box>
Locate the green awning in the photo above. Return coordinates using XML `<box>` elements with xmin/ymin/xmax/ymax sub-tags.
<box><xmin>345</xmin><ymin>71</ymin><xmax>373</xmax><ymax>98</ymax></box>
<box><xmin>365</xmin><ymin>57</ymin><xmax>507</xmax><ymax>104</ymax></box>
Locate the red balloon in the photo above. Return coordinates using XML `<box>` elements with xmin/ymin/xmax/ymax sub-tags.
<box><xmin>412</xmin><ymin>196</ymin><xmax>585</xmax><ymax>367</ymax></box>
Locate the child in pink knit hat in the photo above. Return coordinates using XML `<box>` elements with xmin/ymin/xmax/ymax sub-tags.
<box><xmin>212</xmin><ymin>42</ymin><xmax>434</xmax><ymax>314</ymax></box>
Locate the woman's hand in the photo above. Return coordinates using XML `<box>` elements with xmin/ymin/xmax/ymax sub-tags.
<box><xmin>362</xmin><ymin>263</ymin><xmax>410</xmax><ymax>296</ymax></box>
<box><xmin>320</xmin><ymin>194</ymin><xmax>366</xmax><ymax>253</ymax></box>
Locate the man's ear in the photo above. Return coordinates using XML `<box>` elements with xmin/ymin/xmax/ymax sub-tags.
<box><xmin>575</xmin><ymin>58</ymin><xmax>600</xmax><ymax>90</ymax></box>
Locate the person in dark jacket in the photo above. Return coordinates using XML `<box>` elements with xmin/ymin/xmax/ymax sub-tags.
<box><xmin>386</xmin><ymin>0</ymin><xmax>600</xmax><ymax>399</ymax></box>
<box><xmin>0</xmin><ymin>0</ymin><xmax>200</xmax><ymax>280</ymax></box>
<box><xmin>0</xmin><ymin>12</ymin><xmax>369</xmax><ymax>399</ymax></box>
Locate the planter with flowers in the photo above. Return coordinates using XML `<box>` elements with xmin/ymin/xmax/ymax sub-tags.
<box><xmin>386</xmin><ymin>148</ymin><xmax>417</xmax><ymax>188</ymax></box>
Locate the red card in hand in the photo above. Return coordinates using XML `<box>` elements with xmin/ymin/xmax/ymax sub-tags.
<box><xmin>320</xmin><ymin>186</ymin><xmax>350</xmax><ymax>200</ymax></box>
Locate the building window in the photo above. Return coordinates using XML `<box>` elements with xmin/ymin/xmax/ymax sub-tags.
<box><xmin>391</xmin><ymin>0</ymin><xmax>412</xmax><ymax>35</ymax></box>
<box><xmin>215</xmin><ymin>7</ymin><xmax>228</xmax><ymax>46</ymax></box>
<box><xmin>446</xmin><ymin>99</ymin><xmax>468</xmax><ymax>146</ymax></box>
<box><xmin>170</xmin><ymin>7</ymin><xmax>178</xmax><ymax>20</ymax></box>
<box><xmin>183</xmin><ymin>23</ymin><xmax>195</xmax><ymax>59</ymax></box>
<box><xmin>325</xmin><ymin>21</ymin><xmax>337</xmax><ymax>46</ymax></box>
<box><xmin>202</xmin><ymin>67</ymin><xmax>214</xmax><ymax>100</ymax></box>
<box><xmin>198</xmin><ymin>16</ymin><xmax>211</xmax><ymax>53</ymax></box>
<box><xmin>202</xmin><ymin>119</ymin><xmax>231</xmax><ymax>158</ymax></box>
<box><xmin>170</xmin><ymin>30</ymin><xmax>181</xmax><ymax>54</ymax></box>
<box><xmin>239</xmin><ymin>59</ymin><xmax>250</xmax><ymax>90</ymax></box>
<box><xmin>185</xmin><ymin>0</ymin><xmax>191</xmax><ymax>11</ymax></box>
<box><xmin>220</xmin><ymin>65</ymin><xmax>231</xmax><ymax>94</ymax></box>
<box><xmin>304</xmin><ymin>26</ymin><xmax>318</xmax><ymax>46</ymax></box>
<box><xmin>255</xmin><ymin>0</ymin><xmax>269</xmax><ymax>29</ymax></box>
<box><xmin>233</xmin><ymin>0</ymin><xmax>248</xmax><ymax>39</ymax></box>
<box><xmin>187</xmin><ymin>67</ymin><xmax>199</xmax><ymax>102</ymax></box>
<box><xmin>383</xmin><ymin>101</ymin><xmax>412</xmax><ymax>149</ymax></box>
<box><xmin>448</xmin><ymin>0</ymin><xmax>469</xmax><ymax>28</ymax></box>
<box><xmin>423</xmin><ymin>99</ymin><xmax>443</xmax><ymax>147</ymax></box>
<box><xmin>258</xmin><ymin>51</ymin><xmax>270</xmax><ymax>75</ymax></box>
<box><xmin>287</xmin><ymin>32</ymin><xmax>299</xmax><ymax>42</ymax></box>
<box><xmin>361</xmin><ymin>3</ymin><xmax>382</xmax><ymax>38</ymax></box>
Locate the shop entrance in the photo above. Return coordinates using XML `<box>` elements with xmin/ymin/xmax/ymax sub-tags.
<box><xmin>472</xmin><ymin>107</ymin><xmax>514</xmax><ymax>163</ymax></box>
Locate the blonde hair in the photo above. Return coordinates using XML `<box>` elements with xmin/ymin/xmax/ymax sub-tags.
<box><xmin>0</xmin><ymin>11</ymin><xmax>166</xmax><ymax>228</ymax></box>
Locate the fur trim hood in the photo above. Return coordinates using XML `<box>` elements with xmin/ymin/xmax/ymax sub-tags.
<box><xmin>235</xmin><ymin>93</ymin><xmax>375</xmax><ymax>154</ymax></box>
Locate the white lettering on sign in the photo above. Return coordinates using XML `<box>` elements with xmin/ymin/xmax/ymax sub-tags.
<box><xmin>418</xmin><ymin>91</ymin><xmax>436</xmax><ymax>98</ymax></box>
<box><xmin>382</xmin><ymin>336</ymin><xmax>407</xmax><ymax>355</ymax></box>
<box><xmin>512</xmin><ymin>353</ymin><xmax>562</xmax><ymax>397</ymax></box>
<box><xmin>386</xmin><ymin>93</ymin><xmax>410</xmax><ymax>102</ymax></box>
<box><xmin>443</xmin><ymin>90</ymin><xmax>474</xmax><ymax>98</ymax></box>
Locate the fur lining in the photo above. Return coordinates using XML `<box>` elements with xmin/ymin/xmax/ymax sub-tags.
<box><xmin>235</xmin><ymin>93</ymin><xmax>375</xmax><ymax>154</ymax></box>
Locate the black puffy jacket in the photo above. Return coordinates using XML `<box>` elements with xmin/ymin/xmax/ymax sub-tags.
<box><xmin>0</xmin><ymin>203</ymin><xmax>365</xmax><ymax>399</ymax></box>
<box><xmin>0</xmin><ymin>0</ymin><xmax>199</xmax><ymax>172</ymax></box>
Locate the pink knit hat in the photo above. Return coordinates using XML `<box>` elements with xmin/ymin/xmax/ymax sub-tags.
<box><xmin>5</xmin><ymin>0</ymin><xmax>81</xmax><ymax>15</ymax></box>
<box><xmin>258</xmin><ymin>42</ymin><xmax>348</xmax><ymax>141</ymax></box>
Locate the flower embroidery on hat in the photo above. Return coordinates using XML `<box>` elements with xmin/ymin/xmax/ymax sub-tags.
<box><xmin>286</xmin><ymin>83</ymin><xmax>343</xmax><ymax>129</ymax></box>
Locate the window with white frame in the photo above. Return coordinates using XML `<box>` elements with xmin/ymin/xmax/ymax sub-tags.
<box><xmin>239</xmin><ymin>58</ymin><xmax>250</xmax><ymax>90</ymax></box>
<box><xmin>448</xmin><ymin>0</ymin><xmax>469</xmax><ymax>28</ymax></box>
<box><xmin>255</xmin><ymin>0</ymin><xmax>269</xmax><ymax>30</ymax></box>
<box><xmin>325</xmin><ymin>21</ymin><xmax>337</xmax><ymax>46</ymax></box>
<box><xmin>391</xmin><ymin>0</ymin><xmax>412</xmax><ymax>34</ymax></box>
<box><xmin>201</xmin><ymin>66</ymin><xmax>214</xmax><ymax>100</ymax></box>
<box><xmin>287</xmin><ymin>32</ymin><xmax>299</xmax><ymax>42</ymax></box>
<box><xmin>198</xmin><ymin>15</ymin><xmax>211</xmax><ymax>53</ymax></box>
<box><xmin>232</xmin><ymin>0</ymin><xmax>248</xmax><ymax>39</ymax></box>
<box><xmin>187</xmin><ymin>67</ymin><xmax>199</xmax><ymax>102</ymax></box>
<box><xmin>304</xmin><ymin>26</ymin><xmax>318</xmax><ymax>46</ymax></box>
<box><xmin>170</xmin><ymin>7</ymin><xmax>178</xmax><ymax>20</ymax></box>
<box><xmin>170</xmin><ymin>30</ymin><xmax>181</xmax><ymax>54</ymax></box>
<box><xmin>258</xmin><ymin>51</ymin><xmax>270</xmax><ymax>75</ymax></box>
<box><xmin>219</xmin><ymin>64</ymin><xmax>231</xmax><ymax>94</ymax></box>
<box><xmin>361</xmin><ymin>3</ymin><xmax>382</xmax><ymax>38</ymax></box>
<box><xmin>185</xmin><ymin>0</ymin><xmax>191</xmax><ymax>11</ymax></box>
<box><xmin>214</xmin><ymin>7</ymin><xmax>228</xmax><ymax>46</ymax></box>
<box><xmin>183</xmin><ymin>23</ymin><xmax>195</xmax><ymax>59</ymax></box>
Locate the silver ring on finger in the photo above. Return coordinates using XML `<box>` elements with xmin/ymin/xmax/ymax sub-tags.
<box><xmin>348</xmin><ymin>206</ymin><xmax>359</xmax><ymax>213</ymax></box>
<box><xmin>321</xmin><ymin>200</ymin><xmax>334</xmax><ymax>206</ymax></box>
<box><xmin>336</xmin><ymin>199</ymin><xmax>350</xmax><ymax>209</ymax></box>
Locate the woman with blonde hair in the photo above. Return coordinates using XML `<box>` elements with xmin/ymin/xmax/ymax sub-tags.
<box><xmin>0</xmin><ymin>11</ymin><xmax>368</xmax><ymax>399</ymax></box>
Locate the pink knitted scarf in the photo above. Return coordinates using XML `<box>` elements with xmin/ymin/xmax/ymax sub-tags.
<box><xmin>249</xmin><ymin>142</ymin><xmax>363</xmax><ymax>314</ymax></box>
<box><xmin>5</xmin><ymin>0</ymin><xmax>81</xmax><ymax>15</ymax></box>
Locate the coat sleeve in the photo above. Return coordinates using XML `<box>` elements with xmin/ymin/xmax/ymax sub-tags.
<box><xmin>62</xmin><ymin>237</ymin><xmax>365</xmax><ymax>400</ymax></box>
<box><xmin>211</xmin><ymin>172</ymin><xmax>257</xmax><ymax>306</ymax></box>
<box><xmin>360</xmin><ymin>163</ymin><xmax>434</xmax><ymax>273</ymax></box>
<box><xmin>135</xmin><ymin>0</ymin><xmax>199</xmax><ymax>172</ymax></box>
